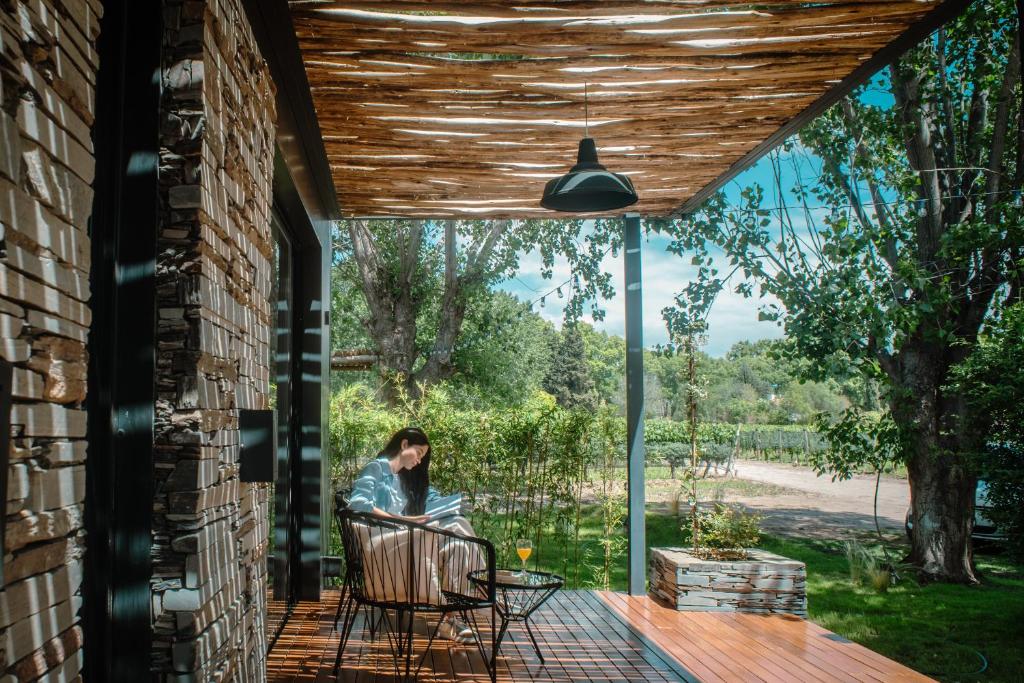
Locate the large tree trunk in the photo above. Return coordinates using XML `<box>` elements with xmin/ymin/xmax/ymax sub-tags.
<box><xmin>346</xmin><ymin>220</ymin><xmax>510</xmax><ymax>405</ymax></box>
<box><xmin>890</xmin><ymin>347</ymin><xmax>978</xmax><ymax>583</ymax></box>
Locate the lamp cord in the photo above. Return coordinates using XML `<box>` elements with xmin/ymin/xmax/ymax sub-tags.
<box><xmin>584</xmin><ymin>82</ymin><xmax>589</xmax><ymax>138</ymax></box>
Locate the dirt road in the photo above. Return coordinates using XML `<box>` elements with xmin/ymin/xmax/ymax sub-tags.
<box><xmin>727</xmin><ymin>459</ymin><xmax>911</xmax><ymax>540</ymax></box>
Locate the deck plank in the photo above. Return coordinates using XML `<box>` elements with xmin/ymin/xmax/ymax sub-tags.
<box><xmin>266</xmin><ymin>590</ymin><xmax>933</xmax><ymax>683</ymax></box>
<box><xmin>595</xmin><ymin>592</ymin><xmax>935</xmax><ymax>683</ymax></box>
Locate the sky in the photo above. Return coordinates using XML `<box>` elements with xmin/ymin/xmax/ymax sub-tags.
<box><xmin>497</xmin><ymin>74</ymin><xmax>897</xmax><ymax>357</ymax></box>
<box><xmin>496</xmin><ymin>152</ymin><xmax>808</xmax><ymax>357</ymax></box>
<box><xmin>498</xmin><ymin>230</ymin><xmax>785</xmax><ymax>357</ymax></box>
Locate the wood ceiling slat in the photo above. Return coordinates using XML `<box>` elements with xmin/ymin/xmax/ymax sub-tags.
<box><xmin>288</xmin><ymin>0</ymin><xmax>942</xmax><ymax>218</ymax></box>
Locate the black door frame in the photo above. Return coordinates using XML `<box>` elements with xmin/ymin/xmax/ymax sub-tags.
<box><xmin>241</xmin><ymin>1</ymin><xmax>337</xmax><ymax>599</ymax></box>
<box><xmin>269</xmin><ymin>208</ymin><xmax>297</xmax><ymax>610</ymax></box>
<box><xmin>83</xmin><ymin>1</ymin><xmax>161</xmax><ymax>681</ymax></box>
<box><xmin>271</xmin><ymin>149</ymin><xmax>329</xmax><ymax>601</ymax></box>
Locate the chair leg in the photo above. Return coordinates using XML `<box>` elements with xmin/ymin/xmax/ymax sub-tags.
<box><xmin>463</xmin><ymin>607</ymin><xmax>498</xmax><ymax>683</ymax></box>
<box><xmin>413</xmin><ymin>615</ymin><xmax>446</xmax><ymax>679</ymax></box>
<box><xmin>403</xmin><ymin>609</ymin><xmax>415</xmax><ymax>681</ymax></box>
<box><xmin>333</xmin><ymin>600</ymin><xmax>359</xmax><ymax>677</ymax></box>
<box><xmin>490</xmin><ymin>604</ymin><xmax>497</xmax><ymax>683</ymax></box>
<box><xmin>367</xmin><ymin>607</ymin><xmax>382</xmax><ymax>642</ymax></box>
<box><xmin>337</xmin><ymin>596</ymin><xmax>358</xmax><ymax>655</ymax></box>
<box><xmin>331</xmin><ymin>574</ymin><xmax>350</xmax><ymax>633</ymax></box>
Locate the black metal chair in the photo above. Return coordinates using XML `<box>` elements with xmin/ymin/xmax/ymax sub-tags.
<box><xmin>333</xmin><ymin>507</ymin><xmax>498</xmax><ymax>682</ymax></box>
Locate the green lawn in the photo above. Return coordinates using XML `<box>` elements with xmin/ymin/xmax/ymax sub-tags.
<box><xmin>755</xmin><ymin>534</ymin><xmax>1024</xmax><ymax>682</ymax></box>
<box><xmin>525</xmin><ymin>510</ymin><xmax>1024</xmax><ymax>682</ymax></box>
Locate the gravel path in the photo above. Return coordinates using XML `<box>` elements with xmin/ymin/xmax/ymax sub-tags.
<box><xmin>725</xmin><ymin>459</ymin><xmax>911</xmax><ymax>540</ymax></box>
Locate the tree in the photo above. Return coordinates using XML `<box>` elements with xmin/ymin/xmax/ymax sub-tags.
<box><xmin>449</xmin><ymin>292</ymin><xmax>556</xmax><ymax>407</ymax></box>
<box><xmin>578</xmin><ymin>323</ymin><xmax>626</xmax><ymax>407</ymax></box>
<box><xmin>948</xmin><ymin>303</ymin><xmax>1024</xmax><ymax>561</ymax></box>
<box><xmin>663</xmin><ymin>1</ymin><xmax>1022</xmax><ymax>582</ymax></box>
<box><xmin>543</xmin><ymin>324</ymin><xmax>598</xmax><ymax>411</ymax></box>
<box><xmin>338</xmin><ymin>219</ymin><xmax>614</xmax><ymax>402</ymax></box>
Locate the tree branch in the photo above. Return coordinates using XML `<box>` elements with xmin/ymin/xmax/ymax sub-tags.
<box><xmin>891</xmin><ymin>61</ymin><xmax>943</xmax><ymax>264</ymax></box>
<box><xmin>983</xmin><ymin>29</ymin><xmax>1021</xmax><ymax>222</ymax></box>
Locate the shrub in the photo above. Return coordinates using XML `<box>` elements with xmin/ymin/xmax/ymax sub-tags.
<box><xmin>682</xmin><ymin>503</ymin><xmax>761</xmax><ymax>560</ymax></box>
<box><xmin>844</xmin><ymin>540</ymin><xmax>893</xmax><ymax>593</ymax></box>
<box><xmin>948</xmin><ymin>303</ymin><xmax>1024</xmax><ymax>562</ymax></box>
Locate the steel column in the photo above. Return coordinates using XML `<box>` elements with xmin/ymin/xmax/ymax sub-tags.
<box><xmin>623</xmin><ymin>214</ymin><xmax>646</xmax><ymax>596</ymax></box>
<box><xmin>84</xmin><ymin>1</ymin><xmax>161</xmax><ymax>679</ymax></box>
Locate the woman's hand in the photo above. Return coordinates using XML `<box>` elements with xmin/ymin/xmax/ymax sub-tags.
<box><xmin>405</xmin><ymin>514</ymin><xmax>431</xmax><ymax>524</ymax></box>
<box><xmin>371</xmin><ymin>507</ymin><xmax>431</xmax><ymax>525</ymax></box>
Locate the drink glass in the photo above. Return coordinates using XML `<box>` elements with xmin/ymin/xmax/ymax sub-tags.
<box><xmin>515</xmin><ymin>539</ymin><xmax>532</xmax><ymax>578</ymax></box>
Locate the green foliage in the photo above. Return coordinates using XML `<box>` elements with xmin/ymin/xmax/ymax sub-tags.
<box><xmin>948</xmin><ymin>303</ymin><xmax>1024</xmax><ymax>560</ymax></box>
<box><xmin>644</xmin><ymin>418</ymin><xmax>732</xmax><ymax>445</ymax></box>
<box><xmin>812</xmin><ymin>409</ymin><xmax>903</xmax><ymax>480</ymax></box>
<box><xmin>681</xmin><ymin>503</ymin><xmax>762</xmax><ymax>560</ymax></box>
<box><xmin>450</xmin><ymin>291</ymin><xmax>556</xmax><ymax>407</ymax></box>
<box><xmin>659</xmin><ymin>0</ymin><xmax>1022</xmax><ymax>468</ymax></box>
<box><xmin>543</xmin><ymin>324</ymin><xmax>598</xmax><ymax>411</ymax></box>
<box><xmin>578</xmin><ymin>323</ymin><xmax>626</xmax><ymax>406</ymax></box>
<box><xmin>584</xmin><ymin>407</ymin><xmax>628</xmax><ymax>590</ymax></box>
<box><xmin>844</xmin><ymin>540</ymin><xmax>892</xmax><ymax>593</ymax></box>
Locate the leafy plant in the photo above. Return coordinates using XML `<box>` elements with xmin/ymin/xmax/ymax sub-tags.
<box><xmin>683</xmin><ymin>503</ymin><xmax>762</xmax><ymax>560</ymax></box>
<box><xmin>844</xmin><ymin>540</ymin><xmax>894</xmax><ymax>593</ymax></box>
<box><xmin>948</xmin><ymin>303</ymin><xmax>1024</xmax><ymax>562</ymax></box>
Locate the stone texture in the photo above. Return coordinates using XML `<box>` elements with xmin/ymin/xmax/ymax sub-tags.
<box><xmin>0</xmin><ymin>3</ymin><xmax>99</xmax><ymax>679</ymax></box>
<box><xmin>151</xmin><ymin>0</ymin><xmax>276</xmax><ymax>679</ymax></box>
<box><xmin>649</xmin><ymin>548</ymin><xmax>808</xmax><ymax>617</ymax></box>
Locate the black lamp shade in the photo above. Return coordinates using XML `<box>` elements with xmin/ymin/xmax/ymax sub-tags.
<box><xmin>541</xmin><ymin>137</ymin><xmax>638</xmax><ymax>212</ymax></box>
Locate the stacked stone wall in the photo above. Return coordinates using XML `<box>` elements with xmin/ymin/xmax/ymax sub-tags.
<box><xmin>650</xmin><ymin>548</ymin><xmax>807</xmax><ymax>616</ymax></box>
<box><xmin>0</xmin><ymin>0</ymin><xmax>100</xmax><ymax>680</ymax></box>
<box><xmin>152</xmin><ymin>0</ymin><xmax>276</xmax><ymax>680</ymax></box>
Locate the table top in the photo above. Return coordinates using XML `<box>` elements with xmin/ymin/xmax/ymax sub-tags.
<box><xmin>469</xmin><ymin>568</ymin><xmax>565</xmax><ymax>590</ymax></box>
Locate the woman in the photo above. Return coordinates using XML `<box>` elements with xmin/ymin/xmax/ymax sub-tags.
<box><xmin>348</xmin><ymin>427</ymin><xmax>481</xmax><ymax>643</ymax></box>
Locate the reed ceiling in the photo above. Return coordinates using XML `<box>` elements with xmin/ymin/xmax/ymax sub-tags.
<box><xmin>289</xmin><ymin>0</ymin><xmax>946</xmax><ymax>218</ymax></box>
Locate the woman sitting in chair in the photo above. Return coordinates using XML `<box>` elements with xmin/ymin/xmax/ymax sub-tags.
<box><xmin>348</xmin><ymin>426</ymin><xmax>481</xmax><ymax>643</ymax></box>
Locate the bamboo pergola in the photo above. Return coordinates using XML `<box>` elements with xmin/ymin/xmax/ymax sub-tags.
<box><xmin>289</xmin><ymin>0</ymin><xmax>951</xmax><ymax>218</ymax></box>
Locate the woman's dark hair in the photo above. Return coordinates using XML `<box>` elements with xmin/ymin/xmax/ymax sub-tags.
<box><xmin>379</xmin><ymin>426</ymin><xmax>431</xmax><ymax>515</ymax></box>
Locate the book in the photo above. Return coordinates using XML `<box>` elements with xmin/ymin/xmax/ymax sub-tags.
<box><xmin>425</xmin><ymin>493</ymin><xmax>462</xmax><ymax>520</ymax></box>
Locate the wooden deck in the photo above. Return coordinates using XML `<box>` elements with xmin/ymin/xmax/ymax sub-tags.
<box><xmin>267</xmin><ymin>590</ymin><xmax>933</xmax><ymax>682</ymax></box>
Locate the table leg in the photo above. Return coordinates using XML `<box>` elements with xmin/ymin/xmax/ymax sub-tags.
<box><xmin>524</xmin><ymin>618</ymin><xmax>545</xmax><ymax>665</ymax></box>
<box><xmin>489</xmin><ymin>615</ymin><xmax>512</xmax><ymax>668</ymax></box>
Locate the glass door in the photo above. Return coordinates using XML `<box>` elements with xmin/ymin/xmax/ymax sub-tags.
<box><xmin>266</xmin><ymin>212</ymin><xmax>295</xmax><ymax>643</ymax></box>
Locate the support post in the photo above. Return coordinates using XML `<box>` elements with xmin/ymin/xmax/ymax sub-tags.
<box><xmin>623</xmin><ymin>214</ymin><xmax>646</xmax><ymax>596</ymax></box>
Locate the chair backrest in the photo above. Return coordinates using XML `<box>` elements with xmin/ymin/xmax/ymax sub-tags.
<box><xmin>336</xmin><ymin>508</ymin><xmax>496</xmax><ymax>611</ymax></box>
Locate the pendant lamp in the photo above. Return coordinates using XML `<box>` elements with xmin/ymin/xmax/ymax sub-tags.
<box><xmin>540</xmin><ymin>84</ymin><xmax>638</xmax><ymax>212</ymax></box>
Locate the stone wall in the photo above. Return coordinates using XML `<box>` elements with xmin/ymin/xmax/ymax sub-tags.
<box><xmin>650</xmin><ymin>548</ymin><xmax>807</xmax><ymax>616</ymax></box>
<box><xmin>0</xmin><ymin>0</ymin><xmax>100</xmax><ymax>680</ymax></box>
<box><xmin>152</xmin><ymin>0</ymin><xmax>276</xmax><ymax>680</ymax></box>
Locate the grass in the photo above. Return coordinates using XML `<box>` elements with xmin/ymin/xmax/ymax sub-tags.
<box><xmin>649</xmin><ymin>476</ymin><xmax>801</xmax><ymax>500</ymax></box>
<box><xmin>589</xmin><ymin>465</ymin><xmax>804</xmax><ymax>499</ymax></box>
<box><xmin>755</xmin><ymin>534</ymin><xmax>1024</xmax><ymax>682</ymax></box>
<box><xmin>523</xmin><ymin>509</ymin><xmax>1024</xmax><ymax>682</ymax></box>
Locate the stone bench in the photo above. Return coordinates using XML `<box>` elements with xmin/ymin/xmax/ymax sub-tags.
<box><xmin>649</xmin><ymin>547</ymin><xmax>807</xmax><ymax>617</ymax></box>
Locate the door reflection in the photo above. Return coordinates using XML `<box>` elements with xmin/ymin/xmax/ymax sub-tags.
<box><xmin>266</xmin><ymin>215</ymin><xmax>294</xmax><ymax>645</ymax></box>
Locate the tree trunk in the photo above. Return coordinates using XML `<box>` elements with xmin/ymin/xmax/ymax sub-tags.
<box><xmin>905</xmin><ymin>445</ymin><xmax>977</xmax><ymax>583</ymax></box>
<box><xmin>889</xmin><ymin>347</ymin><xmax>978</xmax><ymax>583</ymax></box>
